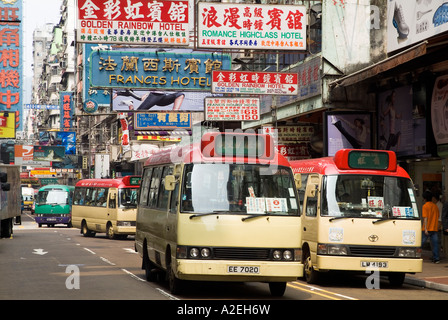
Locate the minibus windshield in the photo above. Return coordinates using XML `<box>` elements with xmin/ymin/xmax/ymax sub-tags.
<box><xmin>181</xmin><ymin>163</ymin><xmax>299</xmax><ymax>215</ymax></box>
<box><xmin>322</xmin><ymin>175</ymin><xmax>419</xmax><ymax>220</ymax></box>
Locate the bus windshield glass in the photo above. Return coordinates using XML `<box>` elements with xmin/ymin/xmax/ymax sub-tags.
<box><xmin>37</xmin><ymin>189</ymin><xmax>69</xmax><ymax>205</ymax></box>
<box><xmin>119</xmin><ymin>188</ymin><xmax>138</xmax><ymax>208</ymax></box>
<box><xmin>181</xmin><ymin>164</ymin><xmax>298</xmax><ymax>215</ymax></box>
<box><xmin>322</xmin><ymin>175</ymin><xmax>419</xmax><ymax>219</ymax></box>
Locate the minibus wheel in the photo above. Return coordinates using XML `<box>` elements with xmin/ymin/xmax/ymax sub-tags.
<box><xmin>303</xmin><ymin>251</ymin><xmax>320</xmax><ymax>284</ymax></box>
<box><xmin>81</xmin><ymin>221</ymin><xmax>95</xmax><ymax>237</ymax></box>
<box><xmin>106</xmin><ymin>223</ymin><xmax>115</xmax><ymax>239</ymax></box>
<box><xmin>167</xmin><ymin>259</ymin><xmax>183</xmax><ymax>294</ymax></box>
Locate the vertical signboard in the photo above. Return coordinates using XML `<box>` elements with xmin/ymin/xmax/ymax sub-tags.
<box><xmin>60</xmin><ymin>91</ymin><xmax>74</xmax><ymax>131</ymax></box>
<box><xmin>0</xmin><ymin>0</ymin><xmax>22</xmax><ymax>132</ymax></box>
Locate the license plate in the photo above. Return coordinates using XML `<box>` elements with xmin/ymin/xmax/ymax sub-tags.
<box><xmin>361</xmin><ymin>261</ymin><xmax>388</xmax><ymax>268</ymax></box>
<box><xmin>47</xmin><ymin>218</ymin><xmax>56</xmax><ymax>221</ymax></box>
<box><xmin>227</xmin><ymin>265</ymin><xmax>260</xmax><ymax>274</ymax></box>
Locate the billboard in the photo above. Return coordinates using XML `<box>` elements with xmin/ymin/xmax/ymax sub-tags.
<box><xmin>198</xmin><ymin>2</ymin><xmax>307</xmax><ymax>50</ymax></box>
<box><xmin>325</xmin><ymin>111</ymin><xmax>372</xmax><ymax>157</ymax></box>
<box><xmin>0</xmin><ymin>0</ymin><xmax>22</xmax><ymax>131</ymax></box>
<box><xmin>77</xmin><ymin>0</ymin><xmax>190</xmax><ymax>46</ymax></box>
<box><xmin>89</xmin><ymin>49</ymin><xmax>231</xmax><ymax>91</ymax></box>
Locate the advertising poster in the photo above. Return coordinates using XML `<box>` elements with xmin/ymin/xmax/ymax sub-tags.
<box><xmin>378</xmin><ymin>86</ymin><xmax>426</xmax><ymax>157</ymax></box>
<box><xmin>431</xmin><ymin>75</ymin><xmax>448</xmax><ymax>145</ymax></box>
<box><xmin>113</xmin><ymin>89</ymin><xmax>212</xmax><ymax>112</ymax></box>
<box><xmin>198</xmin><ymin>2</ymin><xmax>307</xmax><ymax>50</ymax></box>
<box><xmin>77</xmin><ymin>0</ymin><xmax>190</xmax><ymax>46</ymax></box>
<box><xmin>387</xmin><ymin>0</ymin><xmax>448</xmax><ymax>52</ymax></box>
<box><xmin>325</xmin><ymin>111</ymin><xmax>372</xmax><ymax>157</ymax></box>
<box><xmin>33</xmin><ymin>146</ymin><xmax>66</xmax><ymax>162</ymax></box>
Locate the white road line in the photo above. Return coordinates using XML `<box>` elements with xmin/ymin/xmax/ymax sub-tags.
<box><xmin>100</xmin><ymin>256</ymin><xmax>116</xmax><ymax>266</ymax></box>
<box><xmin>156</xmin><ymin>288</ymin><xmax>180</xmax><ymax>300</ymax></box>
<box><xmin>83</xmin><ymin>248</ymin><xmax>96</xmax><ymax>255</ymax></box>
<box><xmin>121</xmin><ymin>268</ymin><xmax>145</xmax><ymax>282</ymax></box>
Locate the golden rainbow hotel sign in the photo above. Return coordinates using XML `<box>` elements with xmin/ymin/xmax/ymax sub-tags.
<box><xmin>89</xmin><ymin>49</ymin><xmax>231</xmax><ymax>91</ymax></box>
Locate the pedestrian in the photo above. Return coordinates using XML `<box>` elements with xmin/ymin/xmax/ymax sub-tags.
<box><xmin>422</xmin><ymin>191</ymin><xmax>440</xmax><ymax>263</ymax></box>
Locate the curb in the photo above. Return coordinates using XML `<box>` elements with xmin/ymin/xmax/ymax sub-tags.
<box><xmin>405</xmin><ymin>276</ymin><xmax>448</xmax><ymax>293</ymax></box>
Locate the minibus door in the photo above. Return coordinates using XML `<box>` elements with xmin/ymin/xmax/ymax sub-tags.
<box><xmin>302</xmin><ymin>174</ymin><xmax>320</xmax><ymax>256</ymax></box>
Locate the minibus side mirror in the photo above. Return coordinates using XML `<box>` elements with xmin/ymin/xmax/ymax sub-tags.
<box><xmin>165</xmin><ymin>175</ymin><xmax>177</xmax><ymax>191</ymax></box>
<box><xmin>294</xmin><ymin>173</ymin><xmax>302</xmax><ymax>190</ymax></box>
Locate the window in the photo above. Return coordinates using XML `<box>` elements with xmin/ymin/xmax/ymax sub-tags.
<box><xmin>140</xmin><ymin>167</ymin><xmax>153</xmax><ymax>206</ymax></box>
<box><xmin>148</xmin><ymin>167</ymin><xmax>162</xmax><ymax>208</ymax></box>
<box><xmin>157</xmin><ymin>166</ymin><xmax>173</xmax><ymax>210</ymax></box>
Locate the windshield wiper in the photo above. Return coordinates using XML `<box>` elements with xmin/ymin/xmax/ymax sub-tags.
<box><xmin>372</xmin><ymin>216</ymin><xmax>418</xmax><ymax>224</ymax></box>
<box><xmin>329</xmin><ymin>214</ymin><xmax>357</xmax><ymax>222</ymax></box>
<box><xmin>189</xmin><ymin>210</ymin><xmax>234</xmax><ymax>219</ymax></box>
<box><xmin>242</xmin><ymin>212</ymin><xmax>280</xmax><ymax>222</ymax></box>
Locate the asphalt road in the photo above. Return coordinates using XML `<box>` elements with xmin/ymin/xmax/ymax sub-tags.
<box><xmin>1</xmin><ymin>213</ymin><xmax>448</xmax><ymax>303</ymax></box>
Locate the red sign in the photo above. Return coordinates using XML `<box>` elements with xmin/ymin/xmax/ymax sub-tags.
<box><xmin>212</xmin><ymin>70</ymin><xmax>298</xmax><ymax>95</ymax></box>
<box><xmin>77</xmin><ymin>0</ymin><xmax>190</xmax><ymax>45</ymax></box>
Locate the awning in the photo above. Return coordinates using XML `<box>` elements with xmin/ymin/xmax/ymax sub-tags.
<box><xmin>329</xmin><ymin>41</ymin><xmax>427</xmax><ymax>88</ymax></box>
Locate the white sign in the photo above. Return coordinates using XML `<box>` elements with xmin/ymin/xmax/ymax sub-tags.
<box><xmin>387</xmin><ymin>1</ymin><xmax>448</xmax><ymax>52</ymax></box>
<box><xmin>198</xmin><ymin>2</ymin><xmax>307</xmax><ymax>50</ymax></box>
<box><xmin>212</xmin><ymin>70</ymin><xmax>298</xmax><ymax>95</ymax></box>
<box><xmin>205</xmin><ymin>97</ymin><xmax>260</xmax><ymax>121</ymax></box>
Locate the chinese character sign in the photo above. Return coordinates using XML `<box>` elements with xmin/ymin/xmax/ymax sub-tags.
<box><xmin>205</xmin><ymin>97</ymin><xmax>260</xmax><ymax>121</ymax></box>
<box><xmin>212</xmin><ymin>70</ymin><xmax>298</xmax><ymax>95</ymax></box>
<box><xmin>77</xmin><ymin>0</ymin><xmax>190</xmax><ymax>46</ymax></box>
<box><xmin>0</xmin><ymin>0</ymin><xmax>22</xmax><ymax>132</ymax></box>
<box><xmin>135</xmin><ymin>112</ymin><xmax>191</xmax><ymax>130</ymax></box>
<box><xmin>198</xmin><ymin>3</ymin><xmax>306</xmax><ymax>50</ymax></box>
<box><xmin>59</xmin><ymin>92</ymin><xmax>74</xmax><ymax>131</ymax></box>
<box><xmin>89</xmin><ymin>49</ymin><xmax>231</xmax><ymax>91</ymax></box>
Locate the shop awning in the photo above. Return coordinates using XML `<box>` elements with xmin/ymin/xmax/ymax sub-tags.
<box><xmin>329</xmin><ymin>41</ymin><xmax>427</xmax><ymax>88</ymax></box>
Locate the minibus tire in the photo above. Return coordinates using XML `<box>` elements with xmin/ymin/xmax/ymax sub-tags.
<box><xmin>106</xmin><ymin>223</ymin><xmax>115</xmax><ymax>240</ymax></box>
<box><xmin>269</xmin><ymin>282</ymin><xmax>286</xmax><ymax>297</ymax></box>
<box><xmin>303</xmin><ymin>251</ymin><xmax>320</xmax><ymax>284</ymax></box>
<box><xmin>143</xmin><ymin>245</ymin><xmax>157</xmax><ymax>282</ymax></box>
<box><xmin>167</xmin><ymin>260</ymin><xmax>183</xmax><ymax>294</ymax></box>
<box><xmin>81</xmin><ymin>221</ymin><xmax>95</xmax><ymax>237</ymax></box>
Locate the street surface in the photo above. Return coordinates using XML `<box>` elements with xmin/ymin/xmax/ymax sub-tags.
<box><xmin>1</xmin><ymin>213</ymin><xmax>448</xmax><ymax>301</ymax></box>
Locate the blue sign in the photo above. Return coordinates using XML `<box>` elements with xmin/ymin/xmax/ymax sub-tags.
<box><xmin>135</xmin><ymin>112</ymin><xmax>191</xmax><ymax>130</ymax></box>
<box><xmin>89</xmin><ymin>49</ymin><xmax>231</xmax><ymax>91</ymax></box>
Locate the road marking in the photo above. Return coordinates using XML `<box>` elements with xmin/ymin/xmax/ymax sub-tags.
<box><xmin>288</xmin><ymin>281</ymin><xmax>358</xmax><ymax>300</ymax></box>
<box><xmin>156</xmin><ymin>288</ymin><xmax>180</xmax><ymax>300</ymax></box>
<box><xmin>100</xmin><ymin>256</ymin><xmax>116</xmax><ymax>266</ymax></box>
<box><xmin>83</xmin><ymin>248</ymin><xmax>96</xmax><ymax>255</ymax></box>
<box><xmin>123</xmin><ymin>248</ymin><xmax>138</xmax><ymax>254</ymax></box>
<box><xmin>33</xmin><ymin>249</ymin><xmax>48</xmax><ymax>255</ymax></box>
<box><xmin>121</xmin><ymin>268</ymin><xmax>145</xmax><ymax>282</ymax></box>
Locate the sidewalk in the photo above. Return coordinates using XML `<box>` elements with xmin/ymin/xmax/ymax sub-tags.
<box><xmin>404</xmin><ymin>249</ymin><xmax>448</xmax><ymax>292</ymax></box>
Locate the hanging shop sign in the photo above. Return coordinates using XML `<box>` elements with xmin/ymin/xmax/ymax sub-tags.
<box><xmin>89</xmin><ymin>50</ymin><xmax>231</xmax><ymax>91</ymax></box>
<box><xmin>0</xmin><ymin>1</ymin><xmax>23</xmax><ymax>131</ymax></box>
<box><xmin>212</xmin><ymin>70</ymin><xmax>298</xmax><ymax>95</ymax></box>
<box><xmin>59</xmin><ymin>92</ymin><xmax>74</xmax><ymax>131</ymax></box>
<box><xmin>198</xmin><ymin>2</ymin><xmax>307</xmax><ymax>50</ymax></box>
<box><xmin>204</xmin><ymin>97</ymin><xmax>260</xmax><ymax>121</ymax></box>
<box><xmin>134</xmin><ymin>112</ymin><xmax>191</xmax><ymax>130</ymax></box>
<box><xmin>77</xmin><ymin>0</ymin><xmax>190</xmax><ymax>46</ymax></box>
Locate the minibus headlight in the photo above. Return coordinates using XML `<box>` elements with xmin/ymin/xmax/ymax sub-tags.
<box><xmin>398</xmin><ymin>247</ymin><xmax>421</xmax><ymax>258</ymax></box>
<box><xmin>273</xmin><ymin>250</ymin><xmax>282</xmax><ymax>260</ymax></box>
<box><xmin>201</xmin><ymin>248</ymin><xmax>211</xmax><ymax>258</ymax></box>
<box><xmin>190</xmin><ymin>247</ymin><xmax>200</xmax><ymax>258</ymax></box>
<box><xmin>283</xmin><ymin>250</ymin><xmax>293</xmax><ymax>261</ymax></box>
<box><xmin>318</xmin><ymin>243</ymin><xmax>348</xmax><ymax>255</ymax></box>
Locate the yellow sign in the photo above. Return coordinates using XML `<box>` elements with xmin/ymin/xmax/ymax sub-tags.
<box><xmin>0</xmin><ymin>112</ymin><xmax>16</xmax><ymax>139</ymax></box>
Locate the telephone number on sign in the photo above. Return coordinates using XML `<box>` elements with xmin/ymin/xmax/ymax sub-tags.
<box><xmin>227</xmin><ymin>266</ymin><xmax>260</xmax><ymax>274</ymax></box>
